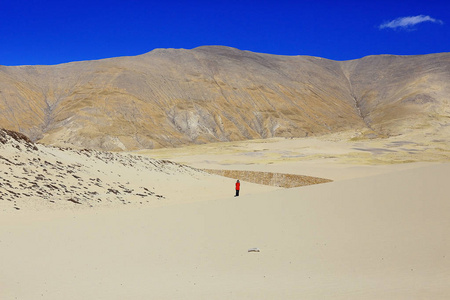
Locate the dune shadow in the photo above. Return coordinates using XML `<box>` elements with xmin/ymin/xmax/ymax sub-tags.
<box><xmin>202</xmin><ymin>169</ymin><xmax>332</xmax><ymax>188</ymax></box>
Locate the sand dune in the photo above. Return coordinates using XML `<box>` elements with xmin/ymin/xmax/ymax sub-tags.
<box><xmin>1</xmin><ymin>162</ymin><xmax>449</xmax><ymax>299</ymax></box>
<box><xmin>0</xmin><ymin>128</ymin><xmax>279</xmax><ymax>211</ymax></box>
<box><xmin>1</xmin><ymin>128</ymin><xmax>450</xmax><ymax>299</ymax></box>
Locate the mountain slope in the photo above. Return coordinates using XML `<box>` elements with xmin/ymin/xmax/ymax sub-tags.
<box><xmin>0</xmin><ymin>47</ymin><xmax>449</xmax><ymax>150</ymax></box>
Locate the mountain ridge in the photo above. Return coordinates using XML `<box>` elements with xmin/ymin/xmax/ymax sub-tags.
<box><xmin>0</xmin><ymin>46</ymin><xmax>449</xmax><ymax>151</ymax></box>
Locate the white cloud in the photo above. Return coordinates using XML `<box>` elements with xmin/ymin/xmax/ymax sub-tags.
<box><xmin>379</xmin><ymin>15</ymin><xmax>443</xmax><ymax>30</ymax></box>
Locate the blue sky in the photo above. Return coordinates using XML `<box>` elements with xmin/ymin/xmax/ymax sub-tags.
<box><xmin>1</xmin><ymin>0</ymin><xmax>449</xmax><ymax>66</ymax></box>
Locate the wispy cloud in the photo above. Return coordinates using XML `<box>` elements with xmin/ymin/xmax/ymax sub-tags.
<box><xmin>379</xmin><ymin>15</ymin><xmax>443</xmax><ymax>30</ymax></box>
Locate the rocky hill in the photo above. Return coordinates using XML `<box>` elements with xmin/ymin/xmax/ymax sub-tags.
<box><xmin>1</xmin><ymin>46</ymin><xmax>449</xmax><ymax>150</ymax></box>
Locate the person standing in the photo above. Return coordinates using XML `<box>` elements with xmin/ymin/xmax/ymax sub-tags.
<box><xmin>235</xmin><ymin>180</ymin><xmax>240</xmax><ymax>197</ymax></box>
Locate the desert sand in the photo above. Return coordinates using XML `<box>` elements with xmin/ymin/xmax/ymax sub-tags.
<box><xmin>1</xmin><ymin>131</ymin><xmax>450</xmax><ymax>299</ymax></box>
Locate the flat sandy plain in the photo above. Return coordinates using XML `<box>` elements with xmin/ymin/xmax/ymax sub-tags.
<box><xmin>1</xmin><ymin>129</ymin><xmax>450</xmax><ymax>299</ymax></box>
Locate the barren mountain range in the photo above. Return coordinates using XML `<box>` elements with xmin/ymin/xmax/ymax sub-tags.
<box><xmin>1</xmin><ymin>46</ymin><xmax>449</xmax><ymax>151</ymax></box>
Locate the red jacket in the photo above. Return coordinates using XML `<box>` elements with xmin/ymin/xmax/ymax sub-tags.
<box><xmin>236</xmin><ymin>182</ymin><xmax>240</xmax><ymax>190</ymax></box>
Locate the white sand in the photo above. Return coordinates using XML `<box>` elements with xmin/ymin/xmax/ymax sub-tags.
<box><xmin>1</xmin><ymin>161</ymin><xmax>450</xmax><ymax>299</ymax></box>
<box><xmin>1</xmin><ymin>131</ymin><xmax>450</xmax><ymax>299</ymax></box>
